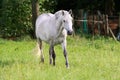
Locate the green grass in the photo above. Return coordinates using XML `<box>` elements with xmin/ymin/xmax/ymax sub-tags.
<box><xmin>0</xmin><ymin>36</ymin><xmax>120</xmax><ymax>80</ymax></box>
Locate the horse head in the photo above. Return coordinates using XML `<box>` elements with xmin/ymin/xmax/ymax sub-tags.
<box><xmin>55</xmin><ymin>10</ymin><xmax>73</xmax><ymax>35</ymax></box>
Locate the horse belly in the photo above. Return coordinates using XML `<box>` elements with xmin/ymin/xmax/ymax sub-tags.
<box><xmin>53</xmin><ymin>37</ymin><xmax>65</xmax><ymax>45</ymax></box>
<box><xmin>36</xmin><ymin>20</ymin><xmax>53</xmax><ymax>41</ymax></box>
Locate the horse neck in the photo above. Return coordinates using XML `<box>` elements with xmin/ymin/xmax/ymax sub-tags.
<box><xmin>55</xmin><ymin>19</ymin><xmax>64</xmax><ymax>38</ymax></box>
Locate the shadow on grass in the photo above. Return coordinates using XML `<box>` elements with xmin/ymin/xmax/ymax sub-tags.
<box><xmin>75</xmin><ymin>32</ymin><xmax>111</xmax><ymax>41</ymax></box>
<box><xmin>0</xmin><ymin>59</ymin><xmax>26</xmax><ymax>68</ymax></box>
<box><xmin>0</xmin><ymin>60</ymin><xmax>15</xmax><ymax>67</ymax></box>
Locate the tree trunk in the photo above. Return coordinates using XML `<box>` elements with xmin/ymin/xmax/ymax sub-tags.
<box><xmin>105</xmin><ymin>0</ymin><xmax>114</xmax><ymax>16</ymax></box>
<box><xmin>31</xmin><ymin>0</ymin><xmax>39</xmax><ymax>38</ymax></box>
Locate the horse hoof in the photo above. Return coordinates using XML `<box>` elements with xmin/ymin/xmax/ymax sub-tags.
<box><xmin>66</xmin><ymin>66</ymin><xmax>70</xmax><ymax>69</ymax></box>
<box><xmin>53</xmin><ymin>62</ymin><xmax>55</xmax><ymax>66</ymax></box>
<box><xmin>41</xmin><ymin>58</ymin><xmax>44</xmax><ymax>63</ymax></box>
<box><xmin>66</xmin><ymin>65</ymin><xmax>70</xmax><ymax>69</ymax></box>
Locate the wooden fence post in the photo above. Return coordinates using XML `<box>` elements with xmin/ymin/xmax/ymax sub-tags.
<box><xmin>80</xmin><ymin>9</ymin><xmax>84</xmax><ymax>34</ymax></box>
<box><xmin>103</xmin><ymin>14</ymin><xmax>106</xmax><ymax>35</ymax></box>
<box><xmin>92</xmin><ymin>13</ymin><xmax>95</xmax><ymax>40</ymax></box>
<box><xmin>106</xmin><ymin>15</ymin><xmax>117</xmax><ymax>41</ymax></box>
<box><xmin>106</xmin><ymin>15</ymin><xmax>109</xmax><ymax>35</ymax></box>
<box><xmin>118</xmin><ymin>12</ymin><xmax>120</xmax><ymax>32</ymax></box>
<box><xmin>83</xmin><ymin>11</ymin><xmax>88</xmax><ymax>34</ymax></box>
<box><xmin>97</xmin><ymin>10</ymin><xmax>102</xmax><ymax>35</ymax></box>
<box><xmin>97</xmin><ymin>15</ymin><xmax>100</xmax><ymax>35</ymax></box>
<box><xmin>117</xmin><ymin>12</ymin><xmax>120</xmax><ymax>40</ymax></box>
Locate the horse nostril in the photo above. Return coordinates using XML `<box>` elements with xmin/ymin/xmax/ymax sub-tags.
<box><xmin>67</xmin><ymin>31</ymin><xmax>73</xmax><ymax>35</ymax></box>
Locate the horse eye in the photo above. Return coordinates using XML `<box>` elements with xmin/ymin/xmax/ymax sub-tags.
<box><xmin>63</xmin><ymin>20</ymin><xmax>65</xmax><ymax>22</ymax></box>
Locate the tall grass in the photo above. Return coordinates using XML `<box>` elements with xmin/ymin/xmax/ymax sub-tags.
<box><xmin>0</xmin><ymin>36</ymin><xmax>120</xmax><ymax>80</ymax></box>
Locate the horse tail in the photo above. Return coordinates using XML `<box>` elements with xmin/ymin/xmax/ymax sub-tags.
<box><xmin>37</xmin><ymin>38</ymin><xmax>44</xmax><ymax>62</ymax></box>
<box><xmin>37</xmin><ymin>38</ymin><xmax>42</xmax><ymax>49</ymax></box>
<box><xmin>36</xmin><ymin>38</ymin><xmax>42</xmax><ymax>57</ymax></box>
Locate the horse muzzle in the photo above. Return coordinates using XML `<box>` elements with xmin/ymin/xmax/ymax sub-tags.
<box><xmin>67</xmin><ymin>30</ymin><xmax>73</xmax><ymax>35</ymax></box>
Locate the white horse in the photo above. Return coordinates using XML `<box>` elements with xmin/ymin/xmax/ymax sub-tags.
<box><xmin>35</xmin><ymin>10</ymin><xmax>73</xmax><ymax>68</ymax></box>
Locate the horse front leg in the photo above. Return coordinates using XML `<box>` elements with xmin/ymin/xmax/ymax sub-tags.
<box><xmin>49</xmin><ymin>45</ymin><xmax>56</xmax><ymax>66</ymax></box>
<box><xmin>61</xmin><ymin>40</ymin><xmax>69</xmax><ymax>68</ymax></box>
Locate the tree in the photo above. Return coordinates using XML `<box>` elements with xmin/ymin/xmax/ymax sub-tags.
<box><xmin>0</xmin><ymin>0</ymin><xmax>32</xmax><ymax>38</ymax></box>
<box><xmin>31</xmin><ymin>0</ymin><xmax>39</xmax><ymax>38</ymax></box>
<box><xmin>105</xmin><ymin>0</ymin><xmax>115</xmax><ymax>15</ymax></box>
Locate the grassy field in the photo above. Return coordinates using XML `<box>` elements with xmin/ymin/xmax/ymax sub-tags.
<box><xmin>0</xmin><ymin>36</ymin><xmax>120</xmax><ymax>80</ymax></box>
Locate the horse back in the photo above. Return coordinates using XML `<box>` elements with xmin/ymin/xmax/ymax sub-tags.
<box><xmin>35</xmin><ymin>13</ymin><xmax>55</xmax><ymax>41</ymax></box>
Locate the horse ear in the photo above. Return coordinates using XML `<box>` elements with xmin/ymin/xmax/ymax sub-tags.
<box><xmin>69</xmin><ymin>9</ymin><xmax>72</xmax><ymax>15</ymax></box>
<box><xmin>55</xmin><ymin>14</ymin><xmax>58</xmax><ymax>20</ymax></box>
<box><xmin>62</xmin><ymin>10</ymin><xmax>64</xmax><ymax>16</ymax></box>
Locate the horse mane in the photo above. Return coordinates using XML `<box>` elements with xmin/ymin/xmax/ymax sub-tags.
<box><xmin>54</xmin><ymin>10</ymin><xmax>67</xmax><ymax>20</ymax></box>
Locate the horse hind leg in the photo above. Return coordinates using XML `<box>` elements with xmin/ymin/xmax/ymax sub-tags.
<box><xmin>52</xmin><ymin>47</ymin><xmax>56</xmax><ymax>66</ymax></box>
<box><xmin>49</xmin><ymin>45</ymin><xmax>56</xmax><ymax>66</ymax></box>
<box><xmin>49</xmin><ymin>46</ymin><xmax>52</xmax><ymax>65</ymax></box>
<box><xmin>37</xmin><ymin>38</ymin><xmax>44</xmax><ymax>63</ymax></box>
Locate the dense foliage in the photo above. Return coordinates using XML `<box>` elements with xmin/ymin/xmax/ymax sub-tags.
<box><xmin>0</xmin><ymin>0</ymin><xmax>31</xmax><ymax>38</ymax></box>
<box><xmin>0</xmin><ymin>0</ymin><xmax>119</xmax><ymax>38</ymax></box>
<box><xmin>0</xmin><ymin>0</ymin><xmax>56</xmax><ymax>38</ymax></box>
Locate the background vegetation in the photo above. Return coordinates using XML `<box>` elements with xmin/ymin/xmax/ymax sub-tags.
<box><xmin>0</xmin><ymin>0</ymin><xmax>56</xmax><ymax>38</ymax></box>
<box><xmin>0</xmin><ymin>0</ymin><xmax>120</xmax><ymax>38</ymax></box>
<box><xmin>0</xmin><ymin>0</ymin><xmax>31</xmax><ymax>38</ymax></box>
